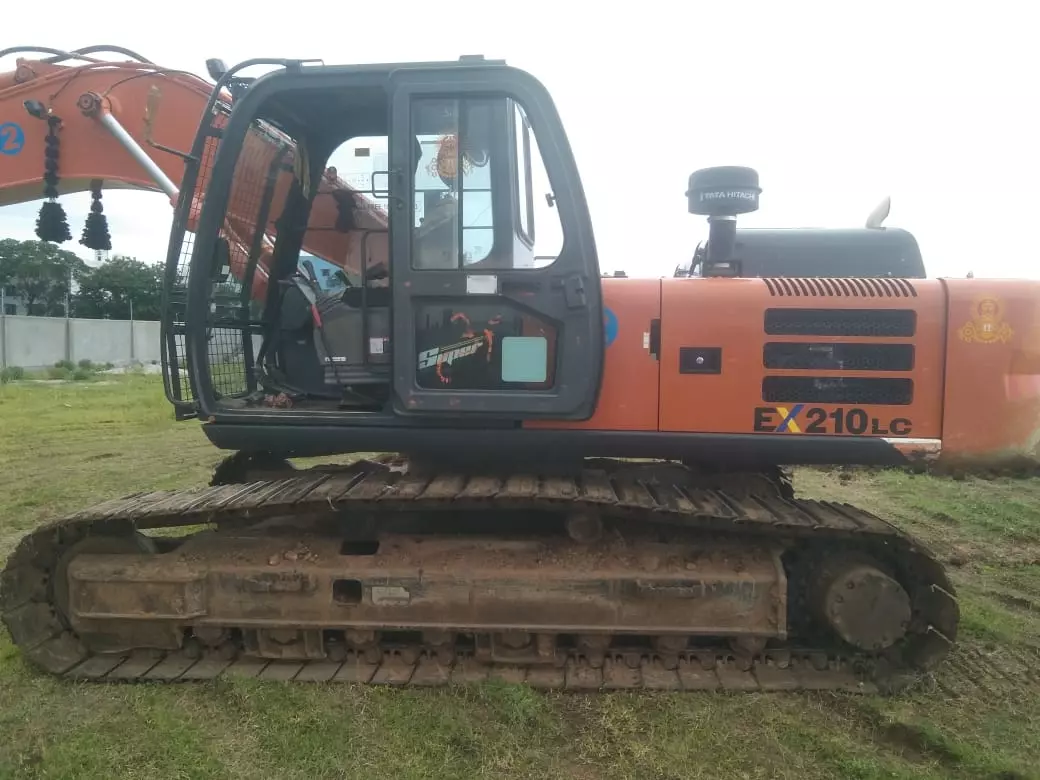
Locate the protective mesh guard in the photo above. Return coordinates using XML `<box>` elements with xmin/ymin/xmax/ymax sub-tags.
<box><xmin>161</xmin><ymin>98</ymin><xmax>295</xmax><ymax>405</ymax></box>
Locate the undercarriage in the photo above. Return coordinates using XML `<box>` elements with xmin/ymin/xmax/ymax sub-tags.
<box><xmin>1</xmin><ymin>457</ymin><xmax>958</xmax><ymax>692</ymax></box>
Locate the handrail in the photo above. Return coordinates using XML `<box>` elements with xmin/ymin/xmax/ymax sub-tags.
<box><xmin>0</xmin><ymin>45</ymin><xmax>154</xmax><ymax>65</ymax></box>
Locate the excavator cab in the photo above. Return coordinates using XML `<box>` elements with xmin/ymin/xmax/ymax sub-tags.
<box><xmin>162</xmin><ymin>58</ymin><xmax>604</xmax><ymax>437</ymax></box>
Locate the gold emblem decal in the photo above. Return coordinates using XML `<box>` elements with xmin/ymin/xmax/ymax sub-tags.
<box><xmin>958</xmin><ymin>296</ymin><xmax>1014</xmax><ymax>344</ymax></box>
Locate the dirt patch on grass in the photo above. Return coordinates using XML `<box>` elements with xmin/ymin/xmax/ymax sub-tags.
<box><xmin>818</xmin><ymin>690</ymin><xmax>1039</xmax><ymax>780</ymax></box>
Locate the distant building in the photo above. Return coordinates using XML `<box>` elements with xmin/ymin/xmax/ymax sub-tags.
<box><xmin>2</xmin><ymin>286</ymin><xmax>26</xmax><ymax>315</ymax></box>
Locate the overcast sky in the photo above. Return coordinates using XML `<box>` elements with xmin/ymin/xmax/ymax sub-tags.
<box><xmin>2</xmin><ymin>1</ymin><xmax>1037</xmax><ymax>279</ymax></box>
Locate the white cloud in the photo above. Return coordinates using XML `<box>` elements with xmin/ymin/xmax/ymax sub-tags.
<box><xmin>2</xmin><ymin>0</ymin><xmax>1037</xmax><ymax>278</ymax></box>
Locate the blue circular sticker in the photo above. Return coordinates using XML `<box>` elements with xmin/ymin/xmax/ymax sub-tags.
<box><xmin>0</xmin><ymin>122</ymin><xmax>25</xmax><ymax>156</ymax></box>
<box><xmin>603</xmin><ymin>307</ymin><xmax>618</xmax><ymax>347</ymax></box>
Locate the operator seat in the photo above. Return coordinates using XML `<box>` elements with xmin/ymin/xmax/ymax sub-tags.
<box><xmin>270</xmin><ymin>269</ymin><xmax>389</xmax><ymax>400</ymax></box>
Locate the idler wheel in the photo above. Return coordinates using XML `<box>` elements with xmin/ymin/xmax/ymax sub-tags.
<box><xmin>815</xmin><ymin>559</ymin><xmax>912</xmax><ymax>652</ymax></box>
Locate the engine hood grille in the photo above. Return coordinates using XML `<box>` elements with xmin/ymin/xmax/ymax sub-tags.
<box><xmin>762</xmin><ymin>277</ymin><xmax>918</xmax><ymax>298</ymax></box>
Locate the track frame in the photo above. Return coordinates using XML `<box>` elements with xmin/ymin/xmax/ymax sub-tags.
<box><xmin>1</xmin><ymin>458</ymin><xmax>959</xmax><ymax>693</ymax></box>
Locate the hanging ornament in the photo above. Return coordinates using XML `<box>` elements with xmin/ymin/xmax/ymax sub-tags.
<box><xmin>80</xmin><ymin>179</ymin><xmax>112</xmax><ymax>251</ymax></box>
<box><xmin>427</xmin><ymin>134</ymin><xmax>479</xmax><ymax>185</ymax></box>
<box><xmin>35</xmin><ymin>114</ymin><xmax>71</xmax><ymax>243</ymax></box>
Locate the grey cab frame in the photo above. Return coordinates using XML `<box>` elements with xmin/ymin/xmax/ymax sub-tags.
<box><xmin>388</xmin><ymin>66</ymin><xmax>603</xmax><ymax>418</ymax></box>
<box><xmin>180</xmin><ymin>58</ymin><xmax>605</xmax><ymax>426</ymax></box>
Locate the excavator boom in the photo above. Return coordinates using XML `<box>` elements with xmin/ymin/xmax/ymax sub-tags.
<box><xmin>0</xmin><ymin>46</ymin><xmax>387</xmax><ymax>300</ymax></box>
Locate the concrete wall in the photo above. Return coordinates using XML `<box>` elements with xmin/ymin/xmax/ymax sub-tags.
<box><xmin>0</xmin><ymin>314</ymin><xmax>163</xmax><ymax>369</ymax></box>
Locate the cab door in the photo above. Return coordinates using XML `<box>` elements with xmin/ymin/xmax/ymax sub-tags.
<box><xmin>388</xmin><ymin>64</ymin><xmax>603</xmax><ymax>419</ymax></box>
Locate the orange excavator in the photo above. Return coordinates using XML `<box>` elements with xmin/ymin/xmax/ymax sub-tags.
<box><xmin>2</xmin><ymin>46</ymin><xmax>1038</xmax><ymax>693</ymax></box>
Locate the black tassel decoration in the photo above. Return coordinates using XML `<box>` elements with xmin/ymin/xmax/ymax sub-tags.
<box><xmin>35</xmin><ymin>114</ymin><xmax>72</xmax><ymax>243</ymax></box>
<box><xmin>80</xmin><ymin>179</ymin><xmax>112</xmax><ymax>251</ymax></box>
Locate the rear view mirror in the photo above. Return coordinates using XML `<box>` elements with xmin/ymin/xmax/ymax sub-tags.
<box><xmin>206</xmin><ymin>58</ymin><xmax>229</xmax><ymax>82</ymax></box>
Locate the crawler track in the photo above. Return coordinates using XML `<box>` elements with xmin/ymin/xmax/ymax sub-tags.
<box><xmin>2</xmin><ymin>458</ymin><xmax>960</xmax><ymax>693</ymax></box>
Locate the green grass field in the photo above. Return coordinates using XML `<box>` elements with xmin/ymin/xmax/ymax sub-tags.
<box><xmin>1</xmin><ymin>376</ymin><xmax>1039</xmax><ymax>780</ymax></box>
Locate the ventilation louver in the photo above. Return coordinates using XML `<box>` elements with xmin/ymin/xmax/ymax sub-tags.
<box><xmin>762</xmin><ymin>277</ymin><xmax>917</xmax><ymax>298</ymax></box>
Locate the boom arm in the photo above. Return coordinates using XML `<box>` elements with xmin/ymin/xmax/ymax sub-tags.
<box><xmin>0</xmin><ymin>47</ymin><xmax>388</xmax><ymax>299</ymax></box>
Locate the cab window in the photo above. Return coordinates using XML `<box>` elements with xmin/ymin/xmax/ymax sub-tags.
<box><xmin>411</xmin><ymin>98</ymin><xmax>495</xmax><ymax>269</ymax></box>
<box><xmin>514</xmin><ymin>103</ymin><xmax>534</xmax><ymax>245</ymax></box>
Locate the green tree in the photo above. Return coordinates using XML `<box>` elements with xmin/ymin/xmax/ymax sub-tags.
<box><xmin>0</xmin><ymin>238</ymin><xmax>88</xmax><ymax>316</ymax></box>
<box><xmin>73</xmin><ymin>254</ymin><xmax>164</xmax><ymax>320</ymax></box>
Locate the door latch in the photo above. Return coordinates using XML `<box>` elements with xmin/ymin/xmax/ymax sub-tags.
<box><xmin>562</xmin><ymin>274</ymin><xmax>587</xmax><ymax>308</ymax></box>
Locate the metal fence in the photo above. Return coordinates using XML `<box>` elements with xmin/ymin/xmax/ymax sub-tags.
<box><xmin>0</xmin><ymin>313</ymin><xmax>162</xmax><ymax>369</ymax></box>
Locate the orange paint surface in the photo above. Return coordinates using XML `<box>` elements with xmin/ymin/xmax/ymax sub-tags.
<box><xmin>526</xmin><ymin>277</ymin><xmax>660</xmax><ymax>431</ymax></box>
<box><xmin>939</xmin><ymin>278</ymin><xmax>1040</xmax><ymax>466</ymax></box>
<box><xmin>534</xmin><ymin>274</ymin><xmax>1040</xmax><ymax>469</ymax></box>
<box><xmin>657</xmin><ymin>277</ymin><xmax>946</xmax><ymax>438</ymax></box>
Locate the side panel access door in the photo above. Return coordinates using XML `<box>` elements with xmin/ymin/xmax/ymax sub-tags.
<box><xmin>389</xmin><ymin>65</ymin><xmax>603</xmax><ymax>418</ymax></box>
